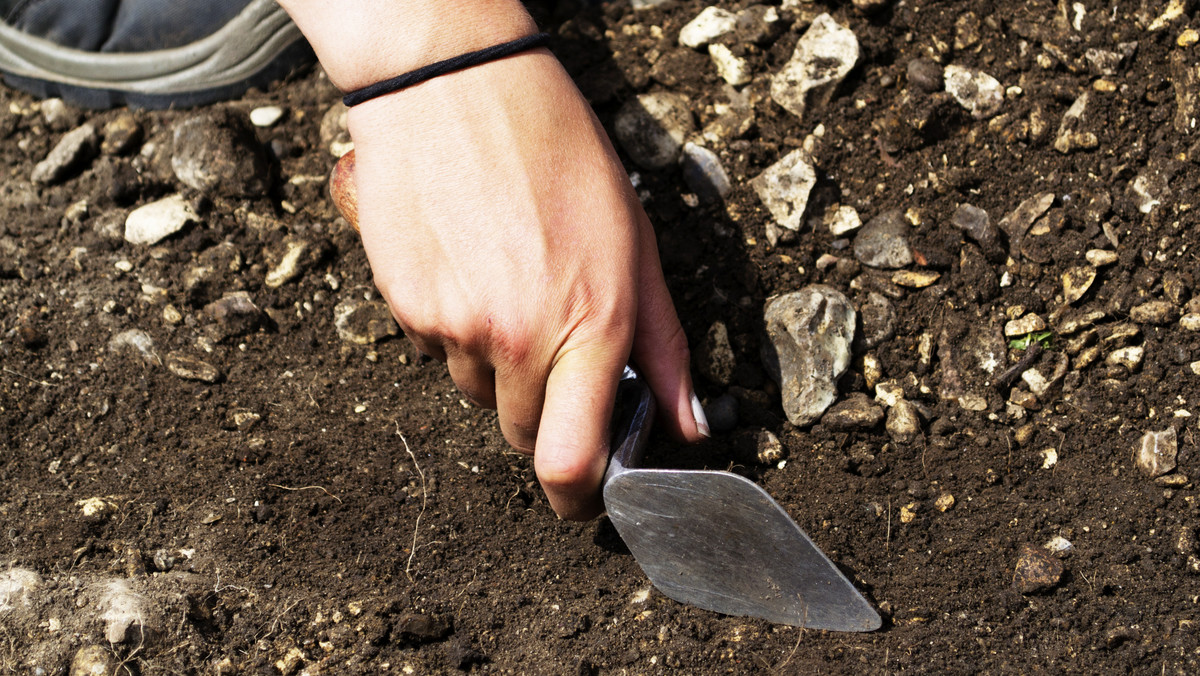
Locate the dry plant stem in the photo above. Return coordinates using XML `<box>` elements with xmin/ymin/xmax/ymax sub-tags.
<box><xmin>994</xmin><ymin>342</ymin><xmax>1044</xmax><ymax>392</ymax></box>
<box><xmin>267</xmin><ymin>484</ymin><xmax>342</xmax><ymax>503</ymax></box>
<box><xmin>398</xmin><ymin>427</ymin><xmax>428</xmax><ymax>582</ymax></box>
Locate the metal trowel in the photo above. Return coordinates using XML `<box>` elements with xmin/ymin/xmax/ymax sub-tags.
<box><xmin>329</xmin><ymin>152</ymin><xmax>879</xmax><ymax>631</ymax></box>
<box><xmin>605</xmin><ymin>367</ymin><xmax>880</xmax><ymax>631</ymax></box>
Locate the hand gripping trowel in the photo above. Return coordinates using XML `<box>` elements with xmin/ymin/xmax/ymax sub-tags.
<box><xmin>329</xmin><ymin>151</ymin><xmax>880</xmax><ymax>631</ymax></box>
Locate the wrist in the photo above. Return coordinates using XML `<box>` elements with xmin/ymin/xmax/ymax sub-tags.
<box><xmin>278</xmin><ymin>0</ymin><xmax>538</xmax><ymax>92</ymax></box>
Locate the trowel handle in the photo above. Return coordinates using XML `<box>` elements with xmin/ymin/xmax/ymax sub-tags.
<box><xmin>603</xmin><ymin>366</ymin><xmax>657</xmax><ymax>484</ymax></box>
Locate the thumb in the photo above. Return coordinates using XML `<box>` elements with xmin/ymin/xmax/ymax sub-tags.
<box><xmin>533</xmin><ymin>347</ymin><xmax>627</xmax><ymax>520</ymax></box>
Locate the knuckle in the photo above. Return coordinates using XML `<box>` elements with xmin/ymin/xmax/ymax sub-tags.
<box><xmin>659</xmin><ymin>321</ymin><xmax>691</xmax><ymax>365</ymax></box>
<box><xmin>571</xmin><ymin>285</ymin><xmax>635</xmax><ymax>342</ymax></box>
<box><xmin>488</xmin><ymin>318</ymin><xmax>536</xmax><ymax>367</ymax></box>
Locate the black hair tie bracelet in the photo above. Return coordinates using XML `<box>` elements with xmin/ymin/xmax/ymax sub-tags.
<box><xmin>343</xmin><ymin>32</ymin><xmax>552</xmax><ymax>107</ymax></box>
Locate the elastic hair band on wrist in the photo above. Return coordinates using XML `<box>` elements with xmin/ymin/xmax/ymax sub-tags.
<box><xmin>343</xmin><ymin>32</ymin><xmax>551</xmax><ymax>107</ymax></box>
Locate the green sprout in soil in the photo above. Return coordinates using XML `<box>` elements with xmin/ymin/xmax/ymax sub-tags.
<box><xmin>1009</xmin><ymin>330</ymin><xmax>1054</xmax><ymax>351</ymax></box>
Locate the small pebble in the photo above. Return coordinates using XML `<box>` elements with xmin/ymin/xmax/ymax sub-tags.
<box><xmin>124</xmin><ymin>195</ymin><xmax>197</xmax><ymax>245</ymax></box>
<box><xmin>1085</xmin><ymin>249</ymin><xmax>1118</xmax><ymax>266</ymax></box>
<box><xmin>165</xmin><ymin>352</ymin><xmax>222</xmax><ymax>383</ymax></box>
<box><xmin>1061</xmin><ymin>266</ymin><xmax>1096</xmax><ymax>304</ymax></box>
<box><xmin>678</xmin><ymin>6</ymin><xmax>736</xmax><ymax>49</ymax></box>
<box><xmin>934</xmin><ymin>493</ymin><xmax>955</xmax><ymax>512</ymax></box>
<box><xmin>944</xmin><ymin>64</ymin><xmax>1004</xmax><ymax>119</ymax></box>
<box><xmin>1136</xmin><ymin>427</ymin><xmax>1178</xmax><ymax>477</ymax></box>
<box><xmin>70</xmin><ymin>645</ymin><xmax>115</xmax><ymax>676</ymax></box>
<box><xmin>1005</xmin><ymin>313</ymin><xmax>1046</xmax><ymax>337</ymax></box>
<box><xmin>826</xmin><ymin>205</ymin><xmax>862</xmax><ymax>236</ymax></box>
<box><xmin>1044</xmin><ymin>536</ymin><xmax>1073</xmax><ymax>556</ymax></box>
<box><xmin>705</xmin><ymin>394</ymin><xmax>739</xmax><ymax>433</ymax></box>
<box><xmin>708</xmin><ymin>44</ymin><xmax>752</xmax><ymax>85</ymax></box>
<box><xmin>249</xmin><ymin>105</ymin><xmax>285</xmax><ymax>128</ymax></box>
<box><xmin>891</xmin><ymin>270</ymin><xmax>940</xmax><ymax>288</ymax></box>
<box><xmin>1129</xmin><ymin>300</ymin><xmax>1180</xmax><ymax>325</ymax></box>
<box><xmin>821</xmin><ymin>393</ymin><xmax>884</xmax><ymax>430</ymax></box>
<box><xmin>1013</xmin><ymin>543</ymin><xmax>1063</xmax><ymax>594</ymax></box>
<box><xmin>885</xmin><ymin>399</ymin><xmax>921</xmax><ymax>443</ymax></box>
<box><xmin>1106</xmin><ymin>346</ymin><xmax>1144</xmax><ymax>370</ymax></box>
<box><xmin>756</xmin><ymin>430</ymin><xmax>784</xmax><ymax>464</ymax></box>
<box><xmin>334</xmin><ymin>298</ymin><xmax>399</xmax><ymax>344</ymax></box>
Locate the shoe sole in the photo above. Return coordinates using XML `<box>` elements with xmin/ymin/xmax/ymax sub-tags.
<box><xmin>0</xmin><ymin>0</ymin><xmax>310</xmax><ymax>109</ymax></box>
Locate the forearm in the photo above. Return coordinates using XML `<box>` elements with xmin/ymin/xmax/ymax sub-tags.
<box><xmin>277</xmin><ymin>0</ymin><xmax>538</xmax><ymax>92</ymax></box>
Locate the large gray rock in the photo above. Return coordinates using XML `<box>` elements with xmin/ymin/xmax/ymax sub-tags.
<box><xmin>613</xmin><ymin>93</ymin><xmax>694</xmax><ymax>170</ymax></box>
<box><xmin>853</xmin><ymin>210</ymin><xmax>913</xmax><ymax>268</ymax></box>
<box><xmin>770</xmin><ymin>13</ymin><xmax>859</xmax><ymax>121</ymax></box>
<box><xmin>764</xmin><ymin>286</ymin><xmax>856</xmax><ymax>426</ymax></box>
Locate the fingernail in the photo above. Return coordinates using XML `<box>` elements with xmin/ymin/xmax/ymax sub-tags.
<box><xmin>690</xmin><ymin>391</ymin><xmax>711</xmax><ymax>438</ymax></box>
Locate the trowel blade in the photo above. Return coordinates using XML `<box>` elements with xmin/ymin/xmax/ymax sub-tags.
<box><xmin>603</xmin><ymin>468</ymin><xmax>881</xmax><ymax>632</ymax></box>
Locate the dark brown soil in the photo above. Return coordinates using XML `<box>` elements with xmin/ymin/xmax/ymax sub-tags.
<box><xmin>3</xmin><ymin>1</ymin><xmax>1200</xmax><ymax>673</ymax></box>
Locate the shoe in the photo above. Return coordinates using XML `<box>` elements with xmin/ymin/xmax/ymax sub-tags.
<box><xmin>0</xmin><ymin>0</ymin><xmax>313</xmax><ymax>109</ymax></box>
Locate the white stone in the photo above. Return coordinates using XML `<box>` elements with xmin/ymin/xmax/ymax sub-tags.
<box><xmin>98</xmin><ymin>579</ymin><xmax>157</xmax><ymax>644</ymax></box>
<box><xmin>1136</xmin><ymin>427</ymin><xmax>1177</xmax><ymax>477</ymax></box>
<box><xmin>1106</xmin><ymin>345</ymin><xmax>1144</xmax><ymax>369</ymax></box>
<box><xmin>125</xmin><ymin>195</ymin><xmax>197</xmax><ymax>245</ymax></box>
<box><xmin>0</xmin><ymin>568</ymin><xmax>41</xmax><ymax>613</ymax></box>
<box><xmin>1149</xmin><ymin>0</ymin><xmax>1188</xmax><ymax>31</ymax></box>
<box><xmin>1022</xmin><ymin>369</ymin><xmax>1051</xmax><ymax>397</ymax></box>
<box><xmin>1132</xmin><ymin>171</ymin><xmax>1167</xmax><ymax>214</ymax></box>
<box><xmin>958</xmin><ymin>394</ymin><xmax>989</xmax><ymax>411</ymax></box>
<box><xmin>1004</xmin><ymin>313</ymin><xmax>1046</xmax><ymax>337</ymax></box>
<box><xmin>1040</xmin><ymin>447</ymin><xmax>1058</xmax><ymax>469</ymax></box>
<box><xmin>708</xmin><ymin>44</ymin><xmax>752</xmax><ymax>85</ymax></box>
<box><xmin>875</xmin><ymin>380</ymin><xmax>904</xmax><ymax>407</ymax></box>
<box><xmin>770</xmin><ymin>14</ymin><xmax>859</xmax><ymax>121</ymax></box>
<box><xmin>679</xmin><ymin>6</ymin><xmax>737</xmax><ymax>48</ymax></box>
<box><xmin>77</xmin><ymin>496</ymin><xmax>117</xmax><ymax>518</ymax></box>
<box><xmin>108</xmin><ymin>329</ymin><xmax>161</xmax><ymax>365</ymax></box>
<box><xmin>750</xmin><ymin>148</ymin><xmax>817</xmax><ymax>232</ymax></box>
<box><xmin>764</xmin><ymin>286</ymin><xmax>856</xmax><ymax>426</ymax></box>
<box><xmin>249</xmin><ymin>105</ymin><xmax>285</xmax><ymax>128</ymax></box>
<box><xmin>1085</xmin><ymin>249</ymin><xmax>1118</xmax><ymax>266</ymax></box>
<box><xmin>943</xmin><ymin>65</ymin><xmax>1004</xmax><ymax>119</ymax></box>
<box><xmin>330</xmin><ymin>140</ymin><xmax>354</xmax><ymax>157</ymax></box>
<box><xmin>1044</xmin><ymin>536</ymin><xmax>1073</xmax><ymax>555</ymax></box>
<box><xmin>827</xmin><ymin>205</ymin><xmax>862</xmax><ymax>236</ymax></box>
<box><xmin>265</xmin><ymin>239</ymin><xmax>310</xmax><ymax>288</ymax></box>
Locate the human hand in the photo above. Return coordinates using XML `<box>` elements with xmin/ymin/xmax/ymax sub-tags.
<box><xmin>326</xmin><ymin>53</ymin><xmax>708</xmax><ymax>520</ymax></box>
